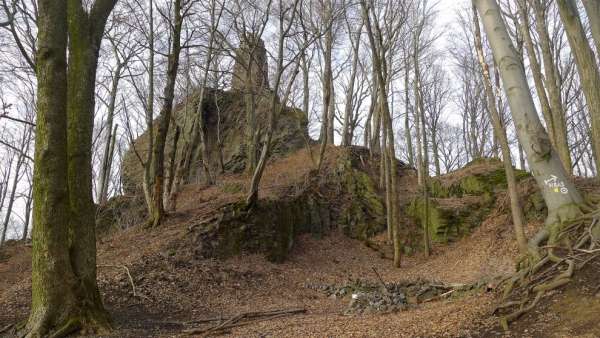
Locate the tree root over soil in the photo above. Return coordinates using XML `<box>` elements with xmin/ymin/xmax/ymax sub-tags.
<box><xmin>495</xmin><ymin>209</ymin><xmax>600</xmax><ymax>330</ymax></box>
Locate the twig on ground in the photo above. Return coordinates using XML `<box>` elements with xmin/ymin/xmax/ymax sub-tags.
<box><xmin>183</xmin><ymin>308</ymin><xmax>306</xmax><ymax>336</ymax></box>
<box><xmin>371</xmin><ymin>267</ymin><xmax>391</xmax><ymax>293</ymax></box>
<box><xmin>98</xmin><ymin>264</ymin><xmax>137</xmax><ymax>297</ymax></box>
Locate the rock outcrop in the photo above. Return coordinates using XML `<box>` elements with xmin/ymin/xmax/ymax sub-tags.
<box><xmin>121</xmin><ymin>36</ymin><xmax>307</xmax><ymax>194</ymax></box>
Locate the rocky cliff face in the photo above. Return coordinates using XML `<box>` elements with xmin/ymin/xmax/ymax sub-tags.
<box><xmin>121</xmin><ymin>36</ymin><xmax>308</xmax><ymax>194</ymax></box>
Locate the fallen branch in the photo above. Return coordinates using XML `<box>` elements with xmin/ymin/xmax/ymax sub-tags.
<box><xmin>371</xmin><ymin>267</ymin><xmax>391</xmax><ymax>294</ymax></box>
<box><xmin>423</xmin><ymin>289</ymin><xmax>456</xmax><ymax>303</ymax></box>
<box><xmin>183</xmin><ymin>308</ymin><xmax>306</xmax><ymax>336</ymax></box>
<box><xmin>0</xmin><ymin>324</ymin><xmax>13</xmax><ymax>334</ymax></box>
<box><xmin>98</xmin><ymin>264</ymin><xmax>137</xmax><ymax>297</ymax></box>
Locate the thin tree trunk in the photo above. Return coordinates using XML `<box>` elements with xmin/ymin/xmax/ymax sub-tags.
<box><xmin>556</xmin><ymin>0</ymin><xmax>600</xmax><ymax>173</ymax></box>
<box><xmin>22</xmin><ymin>183</ymin><xmax>33</xmax><ymax>241</ymax></box>
<box><xmin>97</xmin><ymin>62</ymin><xmax>123</xmax><ymax>205</ymax></box>
<box><xmin>404</xmin><ymin>59</ymin><xmax>415</xmax><ymax>167</ymax></box>
<box><xmin>473</xmin><ymin>4</ymin><xmax>528</xmax><ymax>254</ymax></box>
<box><xmin>148</xmin><ymin>0</ymin><xmax>183</xmax><ymax>227</ymax></box>
<box><xmin>414</xmin><ymin>43</ymin><xmax>431</xmax><ymax>257</ymax></box>
<box><xmin>361</xmin><ymin>0</ymin><xmax>401</xmax><ymax>267</ymax></box>
<box><xmin>317</xmin><ymin>0</ymin><xmax>333</xmax><ymax>171</ymax></box>
<box><xmin>531</xmin><ymin>0</ymin><xmax>572</xmax><ymax>174</ymax></box>
<box><xmin>142</xmin><ymin>0</ymin><xmax>155</xmax><ymax>216</ymax></box>
<box><xmin>582</xmin><ymin>0</ymin><xmax>600</xmax><ymax>56</ymax></box>
<box><xmin>0</xmin><ymin>155</ymin><xmax>23</xmax><ymax>245</ymax></box>
<box><xmin>517</xmin><ymin>1</ymin><xmax>555</xmax><ymax>146</ymax></box>
<box><xmin>342</xmin><ymin>24</ymin><xmax>361</xmax><ymax>146</ymax></box>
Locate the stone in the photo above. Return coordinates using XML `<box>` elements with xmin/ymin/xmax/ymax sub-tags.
<box><xmin>231</xmin><ymin>33</ymin><xmax>269</xmax><ymax>92</ymax></box>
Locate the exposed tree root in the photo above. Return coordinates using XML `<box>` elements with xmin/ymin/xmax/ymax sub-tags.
<box><xmin>496</xmin><ymin>211</ymin><xmax>600</xmax><ymax>330</ymax></box>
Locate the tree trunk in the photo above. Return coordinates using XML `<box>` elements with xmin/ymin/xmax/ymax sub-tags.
<box><xmin>517</xmin><ymin>1</ymin><xmax>555</xmax><ymax>146</ymax></box>
<box><xmin>475</xmin><ymin>0</ymin><xmax>583</xmax><ymax>245</ymax></box>
<box><xmin>317</xmin><ymin>0</ymin><xmax>333</xmax><ymax>170</ymax></box>
<box><xmin>582</xmin><ymin>0</ymin><xmax>600</xmax><ymax>56</ymax></box>
<box><xmin>1</xmin><ymin>154</ymin><xmax>24</xmax><ymax>245</ymax></box>
<box><xmin>97</xmin><ymin>62</ymin><xmax>123</xmax><ymax>205</ymax></box>
<box><xmin>531</xmin><ymin>0</ymin><xmax>572</xmax><ymax>174</ymax></box>
<box><xmin>142</xmin><ymin>0</ymin><xmax>155</xmax><ymax>217</ymax></box>
<box><xmin>342</xmin><ymin>26</ymin><xmax>361</xmax><ymax>146</ymax></box>
<box><xmin>473</xmin><ymin>4</ymin><xmax>528</xmax><ymax>254</ymax></box>
<box><xmin>404</xmin><ymin>59</ymin><xmax>415</xmax><ymax>167</ymax></box>
<box><xmin>24</xmin><ymin>0</ymin><xmax>115</xmax><ymax>335</ymax></box>
<box><xmin>148</xmin><ymin>0</ymin><xmax>183</xmax><ymax>227</ymax></box>
<box><xmin>414</xmin><ymin>44</ymin><xmax>431</xmax><ymax>257</ymax></box>
<box><xmin>556</xmin><ymin>0</ymin><xmax>600</xmax><ymax>173</ymax></box>
<box><xmin>361</xmin><ymin>0</ymin><xmax>401</xmax><ymax>267</ymax></box>
<box><xmin>22</xmin><ymin>184</ymin><xmax>33</xmax><ymax>241</ymax></box>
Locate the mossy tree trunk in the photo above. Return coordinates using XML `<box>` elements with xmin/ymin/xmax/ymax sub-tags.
<box><xmin>556</xmin><ymin>0</ymin><xmax>600</xmax><ymax>174</ymax></box>
<box><xmin>148</xmin><ymin>0</ymin><xmax>183</xmax><ymax>227</ymax></box>
<box><xmin>25</xmin><ymin>0</ymin><xmax>116</xmax><ymax>336</ymax></box>
<box><xmin>473</xmin><ymin>4</ymin><xmax>528</xmax><ymax>254</ymax></box>
<box><xmin>474</xmin><ymin>0</ymin><xmax>583</xmax><ymax>245</ymax></box>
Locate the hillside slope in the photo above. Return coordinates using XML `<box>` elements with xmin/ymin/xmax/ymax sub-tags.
<box><xmin>1</xmin><ymin>147</ymin><xmax>599</xmax><ymax>337</ymax></box>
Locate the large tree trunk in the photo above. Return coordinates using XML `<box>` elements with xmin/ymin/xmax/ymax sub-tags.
<box><xmin>25</xmin><ymin>0</ymin><xmax>115</xmax><ymax>335</ymax></box>
<box><xmin>473</xmin><ymin>4</ymin><xmax>528</xmax><ymax>254</ymax></box>
<box><xmin>148</xmin><ymin>0</ymin><xmax>183</xmax><ymax>227</ymax></box>
<box><xmin>475</xmin><ymin>0</ymin><xmax>583</xmax><ymax>244</ymax></box>
<box><xmin>556</xmin><ymin>0</ymin><xmax>600</xmax><ymax>173</ymax></box>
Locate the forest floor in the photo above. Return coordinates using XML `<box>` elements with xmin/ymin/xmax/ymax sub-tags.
<box><xmin>1</xmin><ymin>149</ymin><xmax>600</xmax><ymax>337</ymax></box>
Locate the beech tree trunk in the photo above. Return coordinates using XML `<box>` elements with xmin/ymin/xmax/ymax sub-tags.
<box><xmin>474</xmin><ymin>0</ymin><xmax>583</xmax><ymax>244</ymax></box>
<box><xmin>25</xmin><ymin>0</ymin><xmax>116</xmax><ymax>336</ymax></box>
<box><xmin>557</xmin><ymin>0</ymin><xmax>600</xmax><ymax>173</ymax></box>
<box><xmin>473</xmin><ymin>4</ymin><xmax>528</xmax><ymax>254</ymax></box>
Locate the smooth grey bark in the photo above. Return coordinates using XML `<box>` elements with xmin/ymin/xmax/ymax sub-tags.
<box><xmin>473</xmin><ymin>4</ymin><xmax>528</xmax><ymax>254</ymax></box>
<box><xmin>475</xmin><ymin>0</ymin><xmax>583</xmax><ymax>242</ymax></box>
